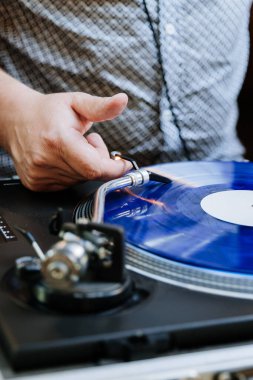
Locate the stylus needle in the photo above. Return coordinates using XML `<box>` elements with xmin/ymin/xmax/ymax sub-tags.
<box><xmin>147</xmin><ymin>171</ymin><xmax>172</xmax><ymax>184</ymax></box>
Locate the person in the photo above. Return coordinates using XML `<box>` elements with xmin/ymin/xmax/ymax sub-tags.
<box><xmin>0</xmin><ymin>0</ymin><xmax>252</xmax><ymax>191</ymax></box>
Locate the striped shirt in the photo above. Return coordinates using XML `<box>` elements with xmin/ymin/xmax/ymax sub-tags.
<box><xmin>0</xmin><ymin>0</ymin><xmax>252</xmax><ymax>175</ymax></box>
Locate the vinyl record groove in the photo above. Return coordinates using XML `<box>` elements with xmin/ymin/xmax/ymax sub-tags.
<box><xmin>76</xmin><ymin>161</ymin><xmax>253</xmax><ymax>299</ymax></box>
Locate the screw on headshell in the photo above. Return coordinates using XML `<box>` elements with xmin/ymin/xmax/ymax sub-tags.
<box><xmin>14</xmin><ymin>226</ymin><xmax>46</xmax><ymax>261</ymax></box>
<box><xmin>110</xmin><ymin>151</ymin><xmax>139</xmax><ymax>170</ymax></box>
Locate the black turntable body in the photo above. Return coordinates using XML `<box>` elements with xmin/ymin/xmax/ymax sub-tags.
<box><xmin>1</xmin><ymin>162</ymin><xmax>253</xmax><ymax>379</ymax></box>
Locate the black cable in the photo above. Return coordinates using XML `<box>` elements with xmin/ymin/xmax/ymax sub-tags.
<box><xmin>142</xmin><ymin>0</ymin><xmax>191</xmax><ymax>160</ymax></box>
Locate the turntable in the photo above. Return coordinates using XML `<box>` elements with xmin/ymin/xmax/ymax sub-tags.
<box><xmin>2</xmin><ymin>160</ymin><xmax>253</xmax><ymax>379</ymax></box>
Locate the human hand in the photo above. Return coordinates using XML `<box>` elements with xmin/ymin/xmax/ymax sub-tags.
<box><xmin>3</xmin><ymin>90</ymin><xmax>131</xmax><ymax>191</ymax></box>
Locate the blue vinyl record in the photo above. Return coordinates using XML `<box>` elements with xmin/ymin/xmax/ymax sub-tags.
<box><xmin>103</xmin><ymin>161</ymin><xmax>253</xmax><ymax>276</ymax></box>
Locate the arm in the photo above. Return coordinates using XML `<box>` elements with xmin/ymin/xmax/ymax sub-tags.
<box><xmin>0</xmin><ymin>69</ymin><xmax>130</xmax><ymax>191</ymax></box>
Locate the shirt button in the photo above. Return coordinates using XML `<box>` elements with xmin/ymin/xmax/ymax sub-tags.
<box><xmin>165</xmin><ymin>23</ymin><xmax>176</xmax><ymax>36</ymax></box>
<box><xmin>162</xmin><ymin>110</ymin><xmax>172</xmax><ymax>120</ymax></box>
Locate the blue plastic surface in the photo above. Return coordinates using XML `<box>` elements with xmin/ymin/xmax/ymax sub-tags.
<box><xmin>104</xmin><ymin>161</ymin><xmax>253</xmax><ymax>274</ymax></box>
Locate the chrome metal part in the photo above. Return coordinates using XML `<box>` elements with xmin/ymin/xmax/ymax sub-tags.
<box><xmin>92</xmin><ymin>169</ymin><xmax>151</xmax><ymax>223</ymax></box>
<box><xmin>42</xmin><ymin>236</ymin><xmax>91</xmax><ymax>287</ymax></box>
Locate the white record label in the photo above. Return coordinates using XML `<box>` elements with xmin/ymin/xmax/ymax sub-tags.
<box><xmin>200</xmin><ymin>190</ymin><xmax>253</xmax><ymax>227</ymax></box>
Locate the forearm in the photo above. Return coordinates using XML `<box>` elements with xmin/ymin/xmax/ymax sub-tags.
<box><xmin>0</xmin><ymin>69</ymin><xmax>38</xmax><ymax>151</ymax></box>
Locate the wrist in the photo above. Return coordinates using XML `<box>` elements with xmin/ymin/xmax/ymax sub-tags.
<box><xmin>0</xmin><ymin>70</ymin><xmax>41</xmax><ymax>151</ymax></box>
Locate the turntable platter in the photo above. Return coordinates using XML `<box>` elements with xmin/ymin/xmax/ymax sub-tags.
<box><xmin>101</xmin><ymin>161</ymin><xmax>253</xmax><ymax>298</ymax></box>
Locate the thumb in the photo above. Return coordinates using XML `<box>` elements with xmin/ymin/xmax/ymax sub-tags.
<box><xmin>71</xmin><ymin>92</ymin><xmax>128</xmax><ymax>122</ymax></box>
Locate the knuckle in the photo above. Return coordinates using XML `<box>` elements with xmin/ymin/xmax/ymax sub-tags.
<box><xmin>23</xmin><ymin>161</ymin><xmax>43</xmax><ymax>190</ymax></box>
<box><xmin>30</xmin><ymin>152</ymin><xmax>45</xmax><ymax>168</ymax></box>
<box><xmin>24</xmin><ymin>178</ymin><xmax>41</xmax><ymax>192</ymax></box>
<box><xmin>43</xmin><ymin>131</ymin><xmax>59</xmax><ymax>151</ymax></box>
<box><xmin>85</xmin><ymin>166</ymin><xmax>101</xmax><ymax>180</ymax></box>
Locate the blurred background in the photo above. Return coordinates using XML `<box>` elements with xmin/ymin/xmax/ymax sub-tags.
<box><xmin>237</xmin><ymin>7</ymin><xmax>253</xmax><ymax>160</ymax></box>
